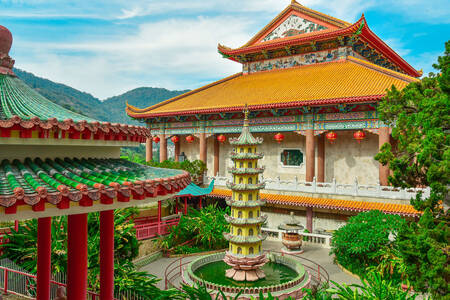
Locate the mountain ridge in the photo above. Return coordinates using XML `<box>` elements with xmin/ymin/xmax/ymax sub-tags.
<box><xmin>13</xmin><ymin>68</ymin><xmax>189</xmax><ymax>124</ymax></box>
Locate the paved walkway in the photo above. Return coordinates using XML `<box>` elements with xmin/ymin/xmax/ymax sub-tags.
<box><xmin>140</xmin><ymin>240</ymin><xmax>360</xmax><ymax>290</ymax></box>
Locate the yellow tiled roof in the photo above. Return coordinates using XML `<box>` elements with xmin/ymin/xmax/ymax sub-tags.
<box><xmin>127</xmin><ymin>57</ymin><xmax>418</xmax><ymax>117</ymax></box>
<box><xmin>209</xmin><ymin>188</ymin><xmax>420</xmax><ymax>217</ymax></box>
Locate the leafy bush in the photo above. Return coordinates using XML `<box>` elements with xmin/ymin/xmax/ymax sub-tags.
<box><xmin>330</xmin><ymin>210</ymin><xmax>405</xmax><ymax>277</ymax></box>
<box><xmin>161</xmin><ymin>204</ymin><xmax>229</xmax><ymax>252</ymax></box>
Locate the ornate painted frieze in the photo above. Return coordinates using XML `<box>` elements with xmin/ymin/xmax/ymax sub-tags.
<box><xmin>262</xmin><ymin>14</ymin><xmax>327</xmax><ymax>42</ymax></box>
<box><xmin>243</xmin><ymin>47</ymin><xmax>353</xmax><ymax>74</ymax></box>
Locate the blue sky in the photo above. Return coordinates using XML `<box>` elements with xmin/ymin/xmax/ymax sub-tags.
<box><xmin>1</xmin><ymin>0</ymin><xmax>449</xmax><ymax>99</ymax></box>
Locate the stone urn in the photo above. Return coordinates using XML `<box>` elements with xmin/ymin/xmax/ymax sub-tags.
<box><xmin>278</xmin><ymin>212</ymin><xmax>304</xmax><ymax>253</ymax></box>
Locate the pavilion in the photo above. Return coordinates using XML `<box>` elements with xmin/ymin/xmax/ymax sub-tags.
<box><xmin>0</xmin><ymin>25</ymin><xmax>190</xmax><ymax>299</ymax></box>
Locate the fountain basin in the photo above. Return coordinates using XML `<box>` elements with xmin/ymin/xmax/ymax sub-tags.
<box><xmin>182</xmin><ymin>252</ymin><xmax>311</xmax><ymax>299</ymax></box>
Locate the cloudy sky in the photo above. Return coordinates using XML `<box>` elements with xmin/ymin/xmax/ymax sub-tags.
<box><xmin>1</xmin><ymin>0</ymin><xmax>449</xmax><ymax>99</ymax></box>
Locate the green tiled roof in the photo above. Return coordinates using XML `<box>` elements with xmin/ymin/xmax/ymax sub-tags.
<box><xmin>229</xmin><ymin>109</ymin><xmax>263</xmax><ymax>146</ymax></box>
<box><xmin>0</xmin><ymin>157</ymin><xmax>190</xmax><ymax>208</ymax></box>
<box><xmin>0</xmin><ymin>74</ymin><xmax>98</xmax><ymax>122</ymax></box>
<box><xmin>223</xmin><ymin>232</ymin><xmax>267</xmax><ymax>244</ymax></box>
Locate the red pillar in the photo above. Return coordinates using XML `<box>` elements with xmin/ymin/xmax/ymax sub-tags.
<box><xmin>145</xmin><ymin>137</ymin><xmax>153</xmax><ymax>163</ymax></box>
<box><xmin>157</xmin><ymin>200</ymin><xmax>162</xmax><ymax>235</ymax></box>
<box><xmin>379</xmin><ymin>127</ymin><xmax>390</xmax><ymax>186</ymax></box>
<box><xmin>175</xmin><ymin>198</ymin><xmax>179</xmax><ymax>214</ymax></box>
<box><xmin>306</xmin><ymin>207</ymin><xmax>313</xmax><ymax>232</ymax></box>
<box><xmin>67</xmin><ymin>213</ymin><xmax>88</xmax><ymax>300</ymax></box>
<box><xmin>317</xmin><ymin>134</ymin><xmax>325</xmax><ymax>182</ymax></box>
<box><xmin>199</xmin><ymin>197</ymin><xmax>202</xmax><ymax>210</ymax></box>
<box><xmin>100</xmin><ymin>210</ymin><xmax>114</xmax><ymax>300</ymax></box>
<box><xmin>37</xmin><ymin>217</ymin><xmax>51</xmax><ymax>300</ymax></box>
<box><xmin>184</xmin><ymin>197</ymin><xmax>188</xmax><ymax>215</ymax></box>
<box><xmin>199</xmin><ymin>133</ymin><xmax>207</xmax><ymax>164</ymax></box>
<box><xmin>160</xmin><ymin>134</ymin><xmax>167</xmax><ymax>162</ymax></box>
<box><xmin>213</xmin><ymin>137</ymin><xmax>220</xmax><ymax>176</ymax></box>
<box><xmin>174</xmin><ymin>140</ymin><xmax>180</xmax><ymax>162</ymax></box>
<box><xmin>14</xmin><ymin>220</ymin><xmax>18</xmax><ymax>232</ymax></box>
<box><xmin>306</xmin><ymin>129</ymin><xmax>315</xmax><ymax>182</ymax></box>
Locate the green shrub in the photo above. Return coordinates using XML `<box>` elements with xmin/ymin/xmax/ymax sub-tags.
<box><xmin>330</xmin><ymin>210</ymin><xmax>405</xmax><ymax>277</ymax></box>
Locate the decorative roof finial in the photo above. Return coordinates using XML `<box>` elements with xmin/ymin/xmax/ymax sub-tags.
<box><xmin>243</xmin><ymin>104</ymin><xmax>249</xmax><ymax>127</ymax></box>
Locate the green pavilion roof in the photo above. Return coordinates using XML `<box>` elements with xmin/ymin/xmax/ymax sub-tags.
<box><xmin>176</xmin><ymin>180</ymin><xmax>214</xmax><ymax>197</ymax></box>
<box><xmin>0</xmin><ymin>157</ymin><xmax>190</xmax><ymax>211</ymax></box>
<box><xmin>229</xmin><ymin>107</ymin><xmax>263</xmax><ymax>146</ymax></box>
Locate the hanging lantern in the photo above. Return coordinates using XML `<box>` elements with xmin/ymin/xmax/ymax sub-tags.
<box><xmin>353</xmin><ymin>130</ymin><xmax>366</xmax><ymax>143</ymax></box>
<box><xmin>186</xmin><ymin>135</ymin><xmax>195</xmax><ymax>143</ymax></box>
<box><xmin>326</xmin><ymin>131</ymin><xmax>337</xmax><ymax>143</ymax></box>
<box><xmin>171</xmin><ymin>135</ymin><xmax>180</xmax><ymax>143</ymax></box>
<box><xmin>274</xmin><ymin>133</ymin><xmax>284</xmax><ymax>143</ymax></box>
<box><xmin>152</xmin><ymin>136</ymin><xmax>160</xmax><ymax>143</ymax></box>
<box><xmin>217</xmin><ymin>134</ymin><xmax>226</xmax><ymax>143</ymax></box>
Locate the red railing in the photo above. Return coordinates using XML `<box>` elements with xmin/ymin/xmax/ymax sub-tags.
<box><xmin>0</xmin><ymin>265</ymin><xmax>101</xmax><ymax>299</ymax></box>
<box><xmin>134</xmin><ymin>217</ymin><xmax>180</xmax><ymax>240</ymax></box>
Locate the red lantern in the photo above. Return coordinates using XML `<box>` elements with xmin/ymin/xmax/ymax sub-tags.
<box><xmin>152</xmin><ymin>136</ymin><xmax>160</xmax><ymax>143</ymax></box>
<box><xmin>326</xmin><ymin>131</ymin><xmax>337</xmax><ymax>144</ymax></box>
<box><xmin>353</xmin><ymin>130</ymin><xmax>366</xmax><ymax>143</ymax></box>
<box><xmin>171</xmin><ymin>135</ymin><xmax>180</xmax><ymax>143</ymax></box>
<box><xmin>274</xmin><ymin>133</ymin><xmax>284</xmax><ymax>143</ymax></box>
<box><xmin>186</xmin><ymin>135</ymin><xmax>194</xmax><ymax>143</ymax></box>
<box><xmin>217</xmin><ymin>134</ymin><xmax>226</xmax><ymax>143</ymax></box>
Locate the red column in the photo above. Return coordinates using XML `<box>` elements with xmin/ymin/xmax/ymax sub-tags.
<box><xmin>199</xmin><ymin>133</ymin><xmax>207</xmax><ymax>164</ymax></box>
<box><xmin>175</xmin><ymin>198</ymin><xmax>179</xmax><ymax>214</ymax></box>
<box><xmin>37</xmin><ymin>217</ymin><xmax>51</xmax><ymax>300</ymax></box>
<box><xmin>306</xmin><ymin>129</ymin><xmax>315</xmax><ymax>182</ymax></box>
<box><xmin>317</xmin><ymin>134</ymin><xmax>325</xmax><ymax>182</ymax></box>
<box><xmin>199</xmin><ymin>197</ymin><xmax>202</xmax><ymax>210</ymax></box>
<box><xmin>67</xmin><ymin>213</ymin><xmax>88</xmax><ymax>300</ymax></box>
<box><xmin>145</xmin><ymin>137</ymin><xmax>153</xmax><ymax>163</ymax></box>
<box><xmin>174</xmin><ymin>140</ymin><xmax>180</xmax><ymax>162</ymax></box>
<box><xmin>14</xmin><ymin>220</ymin><xmax>18</xmax><ymax>232</ymax></box>
<box><xmin>184</xmin><ymin>197</ymin><xmax>188</xmax><ymax>215</ymax></box>
<box><xmin>379</xmin><ymin>127</ymin><xmax>390</xmax><ymax>186</ymax></box>
<box><xmin>100</xmin><ymin>210</ymin><xmax>114</xmax><ymax>300</ymax></box>
<box><xmin>159</xmin><ymin>134</ymin><xmax>167</xmax><ymax>162</ymax></box>
<box><xmin>306</xmin><ymin>207</ymin><xmax>313</xmax><ymax>232</ymax></box>
<box><xmin>213</xmin><ymin>137</ymin><xmax>220</xmax><ymax>176</ymax></box>
<box><xmin>157</xmin><ymin>200</ymin><xmax>162</xmax><ymax>235</ymax></box>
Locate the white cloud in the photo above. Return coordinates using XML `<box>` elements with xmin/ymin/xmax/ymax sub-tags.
<box><xmin>14</xmin><ymin>16</ymin><xmax>251</xmax><ymax>99</ymax></box>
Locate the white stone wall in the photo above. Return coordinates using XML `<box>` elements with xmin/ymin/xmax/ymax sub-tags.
<box><xmin>179</xmin><ymin>131</ymin><xmax>379</xmax><ymax>185</ymax></box>
<box><xmin>263</xmin><ymin>210</ymin><xmax>347</xmax><ymax>232</ymax></box>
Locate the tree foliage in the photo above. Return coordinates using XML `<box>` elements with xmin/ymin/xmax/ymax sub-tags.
<box><xmin>375</xmin><ymin>41</ymin><xmax>450</xmax><ymax>298</ymax></box>
<box><xmin>330</xmin><ymin>210</ymin><xmax>405</xmax><ymax>277</ymax></box>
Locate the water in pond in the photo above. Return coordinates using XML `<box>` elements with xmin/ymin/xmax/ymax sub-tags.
<box><xmin>194</xmin><ymin>261</ymin><xmax>299</xmax><ymax>288</ymax></box>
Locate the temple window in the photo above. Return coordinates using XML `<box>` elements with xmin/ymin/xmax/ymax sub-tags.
<box><xmin>258</xmin><ymin>245</ymin><xmax>261</xmax><ymax>252</ymax></box>
<box><xmin>248</xmin><ymin>177</ymin><xmax>253</xmax><ymax>184</ymax></box>
<box><xmin>238</xmin><ymin>194</ymin><xmax>243</xmax><ymax>200</ymax></box>
<box><xmin>249</xmin><ymin>211</ymin><xmax>254</xmax><ymax>218</ymax></box>
<box><xmin>237</xmin><ymin>228</ymin><xmax>242</xmax><ymax>235</ymax></box>
<box><xmin>249</xmin><ymin>247</ymin><xmax>254</xmax><ymax>254</ymax></box>
<box><xmin>249</xmin><ymin>228</ymin><xmax>254</xmax><ymax>236</ymax></box>
<box><xmin>247</xmin><ymin>147</ymin><xmax>251</xmax><ymax>153</ymax></box>
<box><xmin>280</xmin><ymin>149</ymin><xmax>304</xmax><ymax>167</ymax></box>
<box><xmin>248</xmin><ymin>194</ymin><xmax>253</xmax><ymax>201</ymax></box>
<box><xmin>239</xmin><ymin>177</ymin><xmax>243</xmax><ymax>184</ymax></box>
<box><xmin>238</xmin><ymin>211</ymin><xmax>242</xmax><ymax>218</ymax></box>
<box><xmin>239</xmin><ymin>162</ymin><xmax>244</xmax><ymax>168</ymax></box>
<box><xmin>240</xmin><ymin>148</ymin><xmax>244</xmax><ymax>153</ymax></box>
<box><xmin>248</xmin><ymin>162</ymin><xmax>252</xmax><ymax>168</ymax></box>
<box><xmin>237</xmin><ymin>247</ymin><xmax>242</xmax><ymax>254</ymax></box>
<box><xmin>257</xmin><ymin>210</ymin><xmax>260</xmax><ymax>217</ymax></box>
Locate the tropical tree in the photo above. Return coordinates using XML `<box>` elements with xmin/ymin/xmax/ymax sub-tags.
<box><xmin>375</xmin><ymin>41</ymin><xmax>449</xmax><ymax>298</ymax></box>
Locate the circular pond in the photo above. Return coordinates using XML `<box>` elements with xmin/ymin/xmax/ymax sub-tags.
<box><xmin>194</xmin><ymin>261</ymin><xmax>297</xmax><ymax>288</ymax></box>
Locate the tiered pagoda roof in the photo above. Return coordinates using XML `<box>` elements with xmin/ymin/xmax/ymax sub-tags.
<box><xmin>127</xmin><ymin>57</ymin><xmax>417</xmax><ymax>118</ymax></box>
<box><xmin>127</xmin><ymin>1</ymin><xmax>421</xmax><ymax>121</ymax></box>
<box><xmin>0</xmin><ymin>25</ymin><xmax>148</xmax><ymax>143</ymax></box>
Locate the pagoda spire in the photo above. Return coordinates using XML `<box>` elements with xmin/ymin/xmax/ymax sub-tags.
<box><xmin>223</xmin><ymin>106</ymin><xmax>268</xmax><ymax>282</ymax></box>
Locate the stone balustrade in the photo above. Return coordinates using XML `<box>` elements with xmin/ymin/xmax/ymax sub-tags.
<box><xmin>206</xmin><ymin>175</ymin><xmax>429</xmax><ymax>200</ymax></box>
<box><xmin>262</xmin><ymin>227</ymin><xmax>332</xmax><ymax>249</ymax></box>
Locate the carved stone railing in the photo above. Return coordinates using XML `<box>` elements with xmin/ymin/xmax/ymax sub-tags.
<box><xmin>205</xmin><ymin>175</ymin><xmax>430</xmax><ymax>200</ymax></box>
<box><xmin>262</xmin><ymin>227</ymin><xmax>332</xmax><ymax>249</ymax></box>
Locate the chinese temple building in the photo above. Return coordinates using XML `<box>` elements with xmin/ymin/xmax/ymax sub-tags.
<box><xmin>223</xmin><ymin>107</ymin><xmax>268</xmax><ymax>281</ymax></box>
<box><xmin>0</xmin><ymin>24</ymin><xmax>190</xmax><ymax>299</ymax></box>
<box><xmin>126</xmin><ymin>0</ymin><xmax>423</xmax><ymax>230</ymax></box>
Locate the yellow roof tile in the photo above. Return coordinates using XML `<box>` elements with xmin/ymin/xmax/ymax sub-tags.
<box><xmin>209</xmin><ymin>188</ymin><xmax>420</xmax><ymax>217</ymax></box>
<box><xmin>127</xmin><ymin>57</ymin><xmax>418</xmax><ymax>117</ymax></box>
